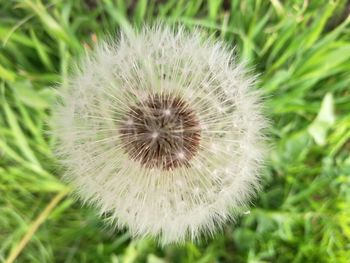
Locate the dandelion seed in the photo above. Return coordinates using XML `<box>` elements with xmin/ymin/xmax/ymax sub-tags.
<box><xmin>52</xmin><ymin>24</ymin><xmax>268</xmax><ymax>245</ymax></box>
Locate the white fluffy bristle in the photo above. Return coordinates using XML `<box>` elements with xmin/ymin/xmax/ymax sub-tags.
<box><xmin>52</xmin><ymin>24</ymin><xmax>268</xmax><ymax>245</ymax></box>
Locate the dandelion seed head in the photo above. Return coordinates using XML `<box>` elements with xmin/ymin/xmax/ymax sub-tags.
<box><xmin>52</xmin><ymin>24</ymin><xmax>268</xmax><ymax>245</ymax></box>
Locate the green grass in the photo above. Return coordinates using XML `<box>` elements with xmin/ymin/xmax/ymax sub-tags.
<box><xmin>1</xmin><ymin>0</ymin><xmax>350</xmax><ymax>262</ymax></box>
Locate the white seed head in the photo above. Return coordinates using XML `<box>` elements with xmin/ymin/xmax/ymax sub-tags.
<box><xmin>52</xmin><ymin>24</ymin><xmax>268</xmax><ymax>245</ymax></box>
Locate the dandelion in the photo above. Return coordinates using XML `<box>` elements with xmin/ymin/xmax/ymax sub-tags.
<box><xmin>52</xmin><ymin>24</ymin><xmax>268</xmax><ymax>245</ymax></box>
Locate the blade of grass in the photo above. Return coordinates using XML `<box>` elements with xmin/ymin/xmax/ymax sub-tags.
<box><xmin>4</xmin><ymin>189</ymin><xmax>70</xmax><ymax>263</ymax></box>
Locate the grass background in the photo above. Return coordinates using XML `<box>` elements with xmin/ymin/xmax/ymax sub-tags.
<box><xmin>1</xmin><ymin>0</ymin><xmax>350</xmax><ymax>262</ymax></box>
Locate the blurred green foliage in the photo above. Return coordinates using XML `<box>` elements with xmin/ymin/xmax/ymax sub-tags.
<box><xmin>0</xmin><ymin>0</ymin><xmax>350</xmax><ymax>262</ymax></box>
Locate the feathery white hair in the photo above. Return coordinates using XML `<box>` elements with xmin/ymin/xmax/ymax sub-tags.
<box><xmin>52</xmin><ymin>24</ymin><xmax>267</xmax><ymax>245</ymax></box>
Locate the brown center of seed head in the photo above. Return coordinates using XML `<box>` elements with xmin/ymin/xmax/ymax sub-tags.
<box><xmin>119</xmin><ymin>94</ymin><xmax>201</xmax><ymax>170</ymax></box>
